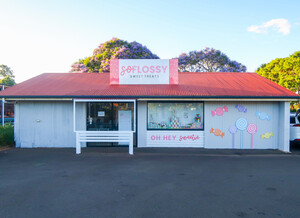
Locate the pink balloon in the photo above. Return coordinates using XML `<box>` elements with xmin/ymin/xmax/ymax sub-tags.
<box><xmin>247</xmin><ymin>123</ymin><xmax>257</xmax><ymax>149</ymax></box>
<box><xmin>229</xmin><ymin>125</ymin><xmax>237</xmax><ymax>134</ymax></box>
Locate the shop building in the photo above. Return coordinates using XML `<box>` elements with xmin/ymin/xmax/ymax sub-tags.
<box><xmin>1</xmin><ymin>59</ymin><xmax>299</xmax><ymax>153</ymax></box>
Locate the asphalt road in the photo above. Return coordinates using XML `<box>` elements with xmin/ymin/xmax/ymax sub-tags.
<box><xmin>1</xmin><ymin>148</ymin><xmax>300</xmax><ymax>218</ymax></box>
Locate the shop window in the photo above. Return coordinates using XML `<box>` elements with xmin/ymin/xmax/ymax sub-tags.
<box><xmin>147</xmin><ymin>102</ymin><xmax>204</xmax><ymax>130</ymax></box>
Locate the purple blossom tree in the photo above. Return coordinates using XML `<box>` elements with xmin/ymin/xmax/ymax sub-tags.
<box><xmin>70</xmin><ymin>38</ymin><xmax>159</xmax><ymax>73</ymax></box>
<box><xmin>176</xmin><ymin>48</ymin><xmax>247</xmax><ymax>72</ymax></box>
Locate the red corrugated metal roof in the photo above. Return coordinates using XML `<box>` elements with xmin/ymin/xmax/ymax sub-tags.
<box><xmin>0</xmin><ymin>72</ymin><xmax>299</xmax><ymax>99</ymax></box>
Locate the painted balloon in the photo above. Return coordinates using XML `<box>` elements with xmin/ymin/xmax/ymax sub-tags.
<box><xmin>235</xmin><ymin>104</ymin><xmax>247</xmax><ymax>113</ymax></box>
<box><xmin>236</xmin><ymin>118</ymin><xmax>248</xmax><ymax>131</ymax></box>
<box><xmin>211</xmin><ymin>106</ymin><xmax>228</xmax><ymax>117</ymax></box>
<box><xmin>235</xmin><ymin>118</ymin><xmax>248</xmax><ymax>149</ymax></box>
<box><xmin>247</xmin><ymin>124</ymin><xmax>257</xmax><ymax>134</ymax></box>
<box><xmin>210</xmin><ymin>128</ymin><xmax>225</xmax><ymax>138</ymax></box>
<box><xmin>247</xmin><ymin>123</ymin><xmax>257</xmax><ymax>149</ymax></box>
<box><xmin>256</xmin><ymin>111</ymin><xmax>271</xmax><ymax>120</ymax></box>
<box><xmin>229</xmin><ymin>125</ymin><xmax>238</xmax><ymax>148</ymax></box>
<box><xmin>229</xmin><ymin>125</ymin><xmax>238</xmax><ymax>134</ymax></box>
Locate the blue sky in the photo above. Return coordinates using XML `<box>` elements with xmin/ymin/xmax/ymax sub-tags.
<box><xmin>1</xmin><ymin>0</ymin><xmax>300</xmax><ymax>83</ymax></box>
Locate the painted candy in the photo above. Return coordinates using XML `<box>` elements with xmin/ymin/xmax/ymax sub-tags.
<box><xmin>235</xmin><ymin>104</ymin><xmax>247</xmax><ymax>113</ymax></box>
<box><xmin>210</xmin><ymin>128</ymin><xmax>225</xmax><ymax>138</ymax></box>
<box><xmin>229</xmin><ymin>125</ymin><xmax>238</xmax><ymax>148</ymax></box>
<box><xmin>247</xmin><ymin>123</ymin><xmax>257</xmax><ymax>149</ymax></box>
<box><xmin>261</xmin><ymin>132</ymin><xmax>273</xmax><ymax>139</ymax></box>
<box><xmin>256</xmin><ymin>111</ymin><xmax>271</xmax><ymax>120</ymax></box>
<box><xmin>211</xmin><ymin>106</ymin><xmax>228</xmax><ymax>117</ymax></box>
<box><xmin>235</xmin><ymin>118</ymin><xmax>248</xmax><ymax>149</ymax></box>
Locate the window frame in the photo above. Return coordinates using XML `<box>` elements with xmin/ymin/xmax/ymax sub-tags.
<box><xmin>73</xmin><ymin>99</ymin><xmax>136</xmax><ymax>133</ymax></box>
<box><xmin>147</xmin><ymin>101</ymin><xmax>205</xmax><ymax>131</ymax></box>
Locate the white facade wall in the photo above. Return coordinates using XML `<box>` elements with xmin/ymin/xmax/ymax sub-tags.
<box><xmin>14</xmin><ymin>101</ymin><xmax>85</xmax><ymax>148</ymax></box>
<box><xmin>204</xmin><ymin>101</ymin><xmax>281</xmax><ymax>150</ymax></box>
<box><xmin>138</xmin><ymin>100</ymin><xmax>288</xmax><ymax>151</ymax></box>
<box><xmin>14</xmin><ymin>100</ymin><xmax>289</xmax><ymax>151</ymax></box>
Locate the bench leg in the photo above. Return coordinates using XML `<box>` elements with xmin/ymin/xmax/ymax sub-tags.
<box><xmin>129</xmin><ymin>133</ymin><xmax>133</xmax><ymax>155</ymax></box>
<box><xmin>76</xmin><ymin>132</ymin><xmax>81</xmax><ymax>154</ymax></box>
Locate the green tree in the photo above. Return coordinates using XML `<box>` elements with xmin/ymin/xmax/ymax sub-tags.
<box><xmin>0</xmin><ymin>65</ymin><xmax>16</xmax><ymax>86</ymax></box>
<box><xmin>1</xmin><ymin>76</ymin><xmax>15</xmax><ymax>86</ymax></box>
<box><xmin>256</xmin><ymin>51</ymin><xmax>300</xmax><ymax>93</ymax></box>
<box><xmin>0</xmin><ymin>64</ymin><xmax>14</xmax><ymax>77</ymax></box>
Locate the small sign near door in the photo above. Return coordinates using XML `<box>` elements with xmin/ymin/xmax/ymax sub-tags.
<box><xmin>97</xmin><ymin>111</ymin><xmax>105</xmax><ymax>117</ymax></box>
<box><xmin>118</xmin><ymin>110</ymin><xmax>132</xmax><ymax>131</ymax></box>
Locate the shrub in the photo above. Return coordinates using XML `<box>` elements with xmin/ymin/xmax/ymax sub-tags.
<box><xmin>0</xmin><ymin>124</ymin><xmax>14</xmax><ymax>146</ymax></box>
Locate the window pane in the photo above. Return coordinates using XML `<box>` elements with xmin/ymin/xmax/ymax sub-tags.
<box><xmin>87</xmin><ymin>102</ymin><xmax>134</xmax><ymax>131</ymax></box>
<box><xmin>113</xmin><ymin>103</ymin><xmax>134</xmax><ymax>131</ymax></box>
<box><xmin>87</xmin><ymin>103</ymin><xmax>113</xmax><ymax>131</ymax></box>
<box><xmin>148</xmin><ymin>102</ymin><xmax>204</xmax><ymax>130</ymax></box>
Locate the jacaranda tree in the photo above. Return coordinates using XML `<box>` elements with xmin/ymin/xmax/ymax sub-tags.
<box><xmin>256</xmin><ymin>51</ymin><xmax>300</xmax><ymax>94</ymax></box>
<box><xmin>176</xmin><ymin>47</ymin><xmax>247</xmax><ymax>72</ymax></box>
<box><xmin>71</xmin><ymin>38</ymin><xmax>159</xmax><ymax>73</ymax></box>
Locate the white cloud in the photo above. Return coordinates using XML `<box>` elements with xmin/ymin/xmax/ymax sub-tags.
<box><xmin>247</xmin><ymin>19</ymin><xmax>291</xmax><ymax>35</ymax></box>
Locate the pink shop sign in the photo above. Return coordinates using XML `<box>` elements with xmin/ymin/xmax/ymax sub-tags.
<box><xmin>150</xmin><ymin>134</ymin><xmax>200</xmax><ymax>142</ymax></box>
<box><xmin>110</xmin><ymin>59</ymin><xmax>178</xmax><ymax>85</ymax></box>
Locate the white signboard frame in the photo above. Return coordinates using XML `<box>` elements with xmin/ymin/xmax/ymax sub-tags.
<box><xmin>110</xmin><ymin>59</ymin><xmax>178</xmax><ymax>85</ymax></box>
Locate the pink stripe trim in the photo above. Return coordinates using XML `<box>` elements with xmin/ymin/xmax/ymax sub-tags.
<box><xmin>110</xmin><ymin>59</ymin><xmax>119</xmax><ymax>84</ymax></box>
<box><xmin>169</xmin><ymin>59</ymin><xmax>178</xmax><ymax>84</ymax></box>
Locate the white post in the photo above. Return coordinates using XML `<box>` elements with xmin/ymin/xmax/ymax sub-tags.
<box><xmin>278</xmin><ymin>101</ymin><xmax>291</xmax><ymax>152</ymax></box>
<box><xmin>282</xmin><ymin>101</ymin><xmax>290</xmax><ymax>152</ymax></box>
<box><xmin>1</xmin><ymin>98</ymin><xmax>4</xmax><ymax>126</ymax></box>
<box><xmin>2</xmin><ymin>85</ymin><xmax>4</xmax><ymax>126</ymax></box>
<box><xmin>73</xmin><ymin>99</ymin><xmax>76</xmax><ymax>132</ymax></box>
<box><xmin>76</xmin><ymin>132</ymin><xmax>81</xmax><ymax>154</ymax></box>
<box><xmin>129</xmin><ymin>132</ymin><xmax>133</xmax><ymax>155</ymax></box>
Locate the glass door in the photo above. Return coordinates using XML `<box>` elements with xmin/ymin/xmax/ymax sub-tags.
<box><xmin>86</xmin><ymin>102</ymin><xmax>134</xmax><ymax>146</ymax></box>
<box><xmin>87</xmin><ymin>102</ymin><xmax>114</xmax><ymax>131</ymax></box>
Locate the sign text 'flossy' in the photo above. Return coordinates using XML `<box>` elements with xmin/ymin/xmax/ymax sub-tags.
<box><xmin>110</xmin><ymin>59</ymin><xmax>178</xmax><ymax>85</ymax></box>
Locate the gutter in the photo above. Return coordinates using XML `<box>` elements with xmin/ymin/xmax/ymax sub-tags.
<box><xmin>1</xmin><ymin>95</ymin><xmax>300</xmax><ymax>102</ymax></box>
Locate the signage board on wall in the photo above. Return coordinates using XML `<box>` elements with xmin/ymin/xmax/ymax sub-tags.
<box><xmin>146</xmin><ymin>131</ymin><xmax>204</xmax><ymax>147</ymax></box>
<box><xmin>110</xmin><ymin>59</ymin><xmax>178</xmax><ymax>85</ymax></box>
<box><xmin>97</xmin><ymin>111</ymin><xmax>105</xmax><ymax>117</ymax></box>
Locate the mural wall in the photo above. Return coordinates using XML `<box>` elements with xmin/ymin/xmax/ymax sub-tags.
<box><xmin>204</xmin><ymin>102</ymin><xmax>279</xmax><ymax>149</ymax></box>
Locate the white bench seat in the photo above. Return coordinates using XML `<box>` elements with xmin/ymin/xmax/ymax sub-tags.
<box><xmin>76</xmin><ymin>131</ymin><xmax>133</xmax><ymax>155</ymax></box>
